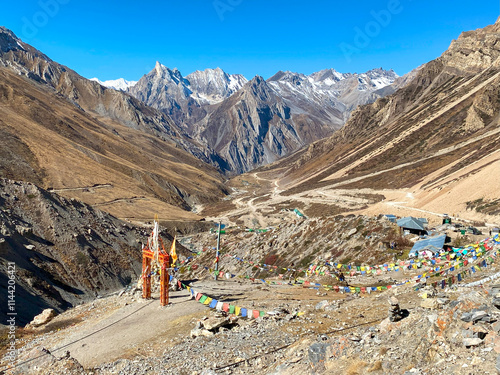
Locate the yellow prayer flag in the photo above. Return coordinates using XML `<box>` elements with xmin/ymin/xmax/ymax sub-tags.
<box><xmin>170</xmin><ymin>236</ymin><xmax>178</xmax><ymax>266</ymax></box>
<box><xmin>203</xmin><ymin>297</ymin><xmax>212</xmax><ymax>305</ymax></box>
<box><xmin>235</xmin><ymin>306</ymin><xmax>241</xmax><ymax>315</ymax></box>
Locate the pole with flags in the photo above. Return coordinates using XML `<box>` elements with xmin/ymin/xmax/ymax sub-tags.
<box><xmin>215</xmin><ymin>221</ymin><xmax>222</xmax><ymax>280</ymax></box>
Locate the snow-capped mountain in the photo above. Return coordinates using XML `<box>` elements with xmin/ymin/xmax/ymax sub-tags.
<box><xmin>127</xmin><ymin>63</ymin><xmax>399</xmax><ymax>174</ymax></box>
<box><xmin>90</xmin><ymin>77</ymin><xmax>137</xmax><ymax>91</ymax></box>
<box><xmin>186</xmin><ymin>67</ymin><xmax>248</xmax><ymax>104</ymax></box>
<box><xmin>188</xmin><ymin>68</ymin><xmax>398</xmax><ymax>174</ymax></box>
<box><xmin>268</xmin><ymin>68</ymin><xmax>399</xmax><ymax>122</ymax></box>
<box><xmin>127</xmin><ymin>62</ymin><xmax>248</xmax><ymax>124</ymax></box>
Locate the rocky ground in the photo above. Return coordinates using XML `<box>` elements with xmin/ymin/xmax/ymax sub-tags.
<box><xmin>2</xmin><ymin>238</ymin><xmax>500</xmax><ymax>375</ymax></box>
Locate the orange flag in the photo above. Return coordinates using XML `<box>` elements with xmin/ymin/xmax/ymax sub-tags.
<box><xmin>170</xmin><ymin>236</ymin><xmax>178</xmax><ymax>266</ymax></box>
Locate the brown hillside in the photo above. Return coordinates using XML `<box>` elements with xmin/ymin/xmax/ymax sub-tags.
<box><xmin>0</xmin><ymin>67</ymin><xmax>227</xmax><ymax>221</ymax></box>
<box><xmin>253</xmin><ymin>17</ymin><xmax>500</xmax><ymax>224</ymax></box>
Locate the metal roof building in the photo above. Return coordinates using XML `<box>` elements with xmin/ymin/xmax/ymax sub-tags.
<box><xmin>397</xmin><ymin>217</ymin><xmax>426</xmax><ymax>231</ymax></box>
<box><xmin>409</xmin><ymin>234</ymin><xmax>447</xmax><ymax>257</ymax></box>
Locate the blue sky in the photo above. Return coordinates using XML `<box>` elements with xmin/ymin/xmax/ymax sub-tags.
<box><xmin>1</xmin><ymin>0</ymin><xmax>498</xmax><ymax>80</ymax></box>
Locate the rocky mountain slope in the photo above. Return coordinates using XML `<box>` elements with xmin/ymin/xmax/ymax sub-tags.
<box><xmin>0</xmin><ymin>179</ymin><xmax>148</xmax><ymax>324</ymax></box>
<box><xmin>0</xmin><ymin>27</ymin><xmax>229</xmax><ymax>221</ymax></box>
<box><xmin>258</xmin><ymin>17</ymin><xmax>500</xmax><ymax>222</ymax></box>
<box><xmin>268</xmin><ymin>67</ymin><xmax>398</xmax><ymax>123</ymax></box>
<box><xmin>0</xmin><ymin>27</ymin><xmax>211</xmax><ymax>163</ymax></box>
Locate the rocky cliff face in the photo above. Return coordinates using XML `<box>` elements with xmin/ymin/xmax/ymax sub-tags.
<box><xmin>196</xmin><ymin>76</ymin><xmax>304</xmax><ymax>173</ymax></box>
<box><xmin>0</xmin><ymin>179</ymin><xmax>147</xmax><ymax>324</ymax></box>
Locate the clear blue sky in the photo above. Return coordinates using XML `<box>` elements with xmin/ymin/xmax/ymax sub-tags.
<box><xmin>1</xmin><ymin>0</ymin><xmax>498</xmax><ymax>80</ymax></box>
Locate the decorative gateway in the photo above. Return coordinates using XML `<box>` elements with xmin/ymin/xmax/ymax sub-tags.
<box><xmin>141</xmin><ymin>218</ymin><xmax>173</xmax><ymax>306</ymax></box>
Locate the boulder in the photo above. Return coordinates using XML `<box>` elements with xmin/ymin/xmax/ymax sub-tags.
<box><xmin>420</xmin><ymin>299</ymin><xmax>439</xmax><ymax>310</ymax></box>
<box><xmin>463</xmin><ymin>337</ymin><xmax>483</xmax><ymax>347</ymax></box>
<box><xmin>26</xmin><ymin>309</ymin><xmax>57</xmax><ymax>329</ymax></box>
<box><xmin>200</xmin><ymin>315</ymin><xmax>238</xmax><ymax>331</ymax></box>
<box><xmin>190</xmin><ymin>328</ymin><xmax>214</xmax><ymax>338</ymax></box>
<box><xmin>315</xmin><ymin>300</ymin><xmax>330</xmax><ymax>310</ymax></box>
<box><xmin>470</xmin><ymin>310</ymin><xmax>489</xmax><ymax>322</ymax></box>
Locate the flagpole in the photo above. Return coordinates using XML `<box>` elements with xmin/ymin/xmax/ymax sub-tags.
<box><xmin>215</xmin><ymin>221</ymin><xmax>221</xmax><ymax>281</ymax></box>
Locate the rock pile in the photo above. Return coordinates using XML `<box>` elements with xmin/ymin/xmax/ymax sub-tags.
<box><xmin>388</xmin><ymin>296</ymin><xmax>403</xmax><ymax>322</ymax></box>
<box><xmin>190</xmin><ymin>312</ymin><xmax>239</xmax><ymax>338</ymax></box>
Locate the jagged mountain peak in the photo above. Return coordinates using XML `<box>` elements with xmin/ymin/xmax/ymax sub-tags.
<box><xmin>152</xmin><ymin>61</ymin><xmax>185</xmax><ymax>83</ymax></box>
<box><xmin>186</xmin><ymin>67</ymin><xmax>247</xmax><ymax>104</ymax></box>
<box><xmin>248</xmin><ymin>75</ymin><xmax>267</xmax><ymax>85</ymax></box>
<box><xmin>244</xmin><ymin>75</ymin><xmax>276</xmax><ymax>98</ymax></box>
<box><xmin>267</xmin><ymin>70</ymin><xmax>307</xmax><ymax>83</ymax></box>
<box><xmin>309</xmin><ymin>68</ymin><xmax>346</xmax><ymax>84</ymax></box>
<box><xmin>0</xmin><ymin>26</ymin><xmax>48</xmax><ymax>60</ymax></box>
<box><xmin>442</xmin><ymin>18</ymin><xmax>500</xmax><ymax>72</ymax></box>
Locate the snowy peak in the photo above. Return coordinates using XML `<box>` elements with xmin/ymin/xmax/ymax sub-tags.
<box><xmin>186</xmin><ymin>67</ymin><xmax>248</xmax><ymax>104</ymax></box>
<box><xmin>361</xmin><ymin>68</ymin><xmax>399</xmax><ymax>90</ymax></box>
<box><xmin>152</xmin><ymin>62</ymin><xmax>186</xmax><ymax>85</ymax></box>
<box><xmin>309</xmin><ymin>69</ymin><xmax>346</xmax><ymax>84</ymax></box>
<box><xmin>90</xmin><ymin>77</ymin><xmax>137</xmax><ymax>91</ymax></box>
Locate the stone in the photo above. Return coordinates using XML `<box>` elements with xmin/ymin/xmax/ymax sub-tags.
<box><xmin>471</xmin><ymin>311</ymin><xmax>489</xmax><ymax>322</ymax></box>
<box><xmin>315</xmin><ymin>300</ymin><xmax>330</xmax><ymax>310</ymax></box>
<box><xmin>308</xmin><ymin>342</ymin><xmax>330</xmax><ymax>364</ymax></box>
<box><xmin>420</xmin><ymin>299</ymin><xmax>439</xmax><ymax>310</ymax></box>
<box><xmin>492</xmin><ymin>321</ymin><xmax>500</xmax><ymax>333</ymax></box>
<box><xmin>496</xmin><ymin>354</ymin><xmax>500</xmax><ymax>373</ymax></box>
<box><xmin>463</xmin><ymin>337</ymin><xmax>483</xmax><ymax>347</ymax></box>
<box><xmin>190</xmin><ymin>328</ymin><xmax>214</xmax><ymax>338</ymax></box>
<box><xmin>347</xmin><ymin>228</ymin><xmax>357</xmax><ymax>237</ymax></box>
<box><xmin>492</xmin><ymin>297</ymin><xmax>500</xmax><ymax>309</ymax></box>
<box><xmin>26</xmin><ymin>309</ymin><xmax>57</xmax><ymax>328</ymax></box>
<box><xmin>462</xmin><ymin>329</ymin><xmax>475</xmax><ymax>339</ymax></box>
<box><xmin>200</xmin><ymin>315</ymin><xmax>238</xmax><ymax>331</ymax></box>
<box><xmin>324</xmin><ymin>303</ymin><xmax>339</xmax><ymax>312</ymax></box>
<box><xmin>389</xmin><ymin>296</ymin><xmax>399</xmax><ymax>306</ymax></box>
<box><xmin>460</xmin><ymin>312</ymin><xmax>473</xmax><ymax>322</ymax></box>
<box><xmin>481</xmin><ymin>315</ymin><xmax>497</xmax><ymax>323</ymax></box>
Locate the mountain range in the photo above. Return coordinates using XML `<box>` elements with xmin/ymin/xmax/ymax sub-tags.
<box><xmin>124</xmin><ymin>63</ymin><xmax>398</xmax><ymax>173</ymax></box>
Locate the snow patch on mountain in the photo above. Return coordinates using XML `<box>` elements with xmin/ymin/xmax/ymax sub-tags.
<box><xmin>90</xmin><ymin>77</ymin><xmax>138</xmax><ymax>91</ymax></box>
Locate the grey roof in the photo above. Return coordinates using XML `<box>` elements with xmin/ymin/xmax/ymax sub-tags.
<box><xmin>397</xmin><ymin>217</ymin><xmax>426</xmax><ymax>231</ymax></box>
<box><xmin>410</xmin><ymin>234</ymin><xmax>447</xmax><ymax>255</ymax></box>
